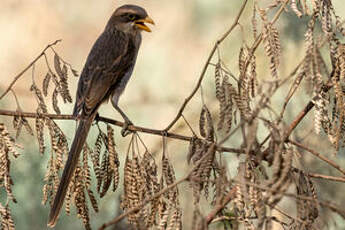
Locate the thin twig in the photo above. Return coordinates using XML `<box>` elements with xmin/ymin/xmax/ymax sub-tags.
<box><xmin>279</xmin><ymin>61</ymin><xmax>304</xmax><ymax>118</ymax></box>
<box><xmin>259</xmin><ymin>78</ymin><xmax>333</xmax><ymax>161</ymax></box>
<box><xmin>204</xmin><ymin>187</ymin><xmax>237</xmax><ymax>225</ymax></box>
<box><xmin>292</xmin><ymin>166</ymin><xmax>345</xmax><ymax>183</ymax></box>
<box><xmin>0</xmin><ymin>39</ymin><xmax>61</xmax><ymax>100</ymax></box>
<box><xmin>307</xmin><ymin>173</ymin><xmax>345</xmax><ymax>183</ymax></box>
<box><xmin>209</xmin><ymin>62</ymin><xmax>239</xmax><ymax>83</ymax></box>
<box><xmin>10</xmin><ymin>90</ymin><xmax>21</xmax><ymax>110</ymax></box>
<box><xmin>164</xmin><ymin>0</ymin><xmax>249</xmax><ymax>131</ymax></box>
<box><xmin>49</xmin><ymin>46</ymin><xmax>76</xmax><ymax>72</ymax></box>
<box><xmin>289</xmin><ymin>139</ymin><xmax>345</xmax><ymax>176</ymax></box>
<box><xmin>181</xmin><ymin>114</ymin><xmax>197</xmax><ymax>137</ymax></box>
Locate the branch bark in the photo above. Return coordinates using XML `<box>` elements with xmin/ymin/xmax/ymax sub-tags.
<box><xmin>0</xmin><ymin>109</ymin><xmax>242</xmax><ymax>154</ymax></box>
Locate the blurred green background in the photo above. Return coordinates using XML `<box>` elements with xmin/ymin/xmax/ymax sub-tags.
<box><xmin>0</xmin><ymin>0</ymin><xmax>345</xmax><ymax>229</ymax></box>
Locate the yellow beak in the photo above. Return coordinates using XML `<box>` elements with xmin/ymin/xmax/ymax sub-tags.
<box><xmin>134</xmin><ymin>16</ymin><xmax>155</xmax><ymax>32</ymax></box>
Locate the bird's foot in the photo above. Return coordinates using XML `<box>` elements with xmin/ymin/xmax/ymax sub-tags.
<box><xmin>121</xmin><ymin>120</ymin><xmax>133</xmax><ymax>137</ymax></box>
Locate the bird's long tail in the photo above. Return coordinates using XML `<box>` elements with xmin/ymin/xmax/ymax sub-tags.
<box><xmin>47</xmin><ymin>116</ymin><xmax>94</xmax><ymax>227</ymax></box>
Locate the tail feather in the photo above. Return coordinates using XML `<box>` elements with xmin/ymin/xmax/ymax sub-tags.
<box><xmin>47</xmin><ymin>117</ymin><xmax>93</xmax><ymax>227</ymax></box>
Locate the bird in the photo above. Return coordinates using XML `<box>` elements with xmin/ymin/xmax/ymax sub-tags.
<box><xmin>47</xmin><ymin>4</ymin><xmax>154</xmax><ymax>227</ymax></box>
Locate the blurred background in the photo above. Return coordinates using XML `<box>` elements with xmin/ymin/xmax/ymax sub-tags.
<box><xmin>0</xmin><ymin>0</ymin><xmax>344</xmax><ymax>229</ymax></box>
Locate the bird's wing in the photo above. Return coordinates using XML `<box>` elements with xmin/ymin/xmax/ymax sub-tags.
<box><xmin>73</xmin><ymin>29</ymin><xmax>130</xmax><ymax>116</ymax></box>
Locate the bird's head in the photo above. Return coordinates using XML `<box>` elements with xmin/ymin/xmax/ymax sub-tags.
<box><xmin>107</xmin><ymin>5</ymin><xmax>155</xmax><ymax>33</ymax></box>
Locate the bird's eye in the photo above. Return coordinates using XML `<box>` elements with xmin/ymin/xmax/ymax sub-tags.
<box><xmin>128</xmin><ymin>14</ymin><xmax>136</xmax><ymax>21</ymax></box>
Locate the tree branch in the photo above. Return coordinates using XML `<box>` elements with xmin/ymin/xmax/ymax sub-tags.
<box><xmin>283</xmin><ymin>80</ymin><xmax>333</xmax><ymax>142</ymax></box>
<box><xmin>0</xmin><ymin>108</ymin><xmax>242</xmax><ymax>154</ymax></box>
<box><xmin>305</xmin><ymin>173</ymin><xmax>345</xmax><ymax>183</ymax></box>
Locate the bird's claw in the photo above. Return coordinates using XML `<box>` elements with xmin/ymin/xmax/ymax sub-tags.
<box><xmin>121</xmin><ymin>120</ymin><xmax>133</xmax><ymax>137</ymax></box>
<box><xmin>92</xmin><ymin>113</ymin><xmax>101</xmax><ymax>126</ymax></box>
<box><xmin>95</xmin><ymin>113</ymin><xmax>100</xmax><ymax>122</ymax></box>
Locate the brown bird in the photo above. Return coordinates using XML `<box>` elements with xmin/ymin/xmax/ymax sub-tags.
<box><xmin>47</xmin><ymin>5</ymin><xmax>154</xmax><ymax>227</ymax></box>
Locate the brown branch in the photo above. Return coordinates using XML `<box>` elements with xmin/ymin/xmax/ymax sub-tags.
<box><xmin>283</xmin><ymin>81</ymin><xmax>333</xmax><ymax>141</ymax></box>
<box><xmin>0</xmin><ymin>39</ymin><xmax>62</xmax><ymax>100</ymax></box>
<box><xmin>164</xmin><ymin>0</ymin><xmax>249</xmax><ymax>131</ymax></box>
<box><xmin>260</xmin><ymin>77</ymin><xmax>334</xmax><ymax>163</ymax></box>
<box><xmin>0</xmin><ymin>109</ymin><xmax>242</xmax><ymax>154</ymax></box>
<box><xmin>307</xmin><ymin>173</ymin><xmax>345</xmax><ymax>183</ymax></box>
<box><xmin>289</xmin><ymin>139</ymin><xmax>345</xmax><ymax>176</ymax></box>
<box><xmin>283</xmin><ymin>101</ymin><xmax>318</xmax><ymax>140</ymax></box>
<box><xmin>204</xmin><ymin>187</ymin><xmax>237</xmax><ymax>225</ymax></box>
<box><xmin>292</xmin><ymin>167</ymin><xmax>345</xmax><ymax>183</ymax></box>
<box><xmin>279</xmin><ymin>61</ymin><xmax>304</xmax><ymax>118</ymax></box>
